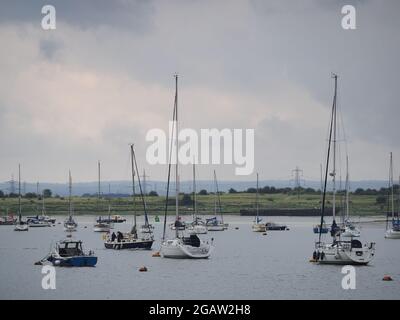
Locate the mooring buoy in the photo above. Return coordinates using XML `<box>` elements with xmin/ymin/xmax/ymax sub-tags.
<box><xmin>382</xmin><ymin>275</ymin><xmax>393</xmax><ymax>281</ymax></box>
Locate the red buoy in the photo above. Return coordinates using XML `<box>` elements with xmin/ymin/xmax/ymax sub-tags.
<box><xmin>382</xmin><ymin>275</ymin><xmax>393</xmax><ymax>281</ymax></box>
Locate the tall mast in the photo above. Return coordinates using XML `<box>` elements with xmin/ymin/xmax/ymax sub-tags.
<box><xmin>68</xmin><ymin>170</ymin><xmax>72</xmax><ymax>219</ymax></box>
<box><xmin>98</xmin><ymin>161</ymin><xmax>101</xmax><ymax>215</ymax></box>
<box><xmin>214</xmin><ymin>170</ymin><xmax>223</xmax><ymax>224</ymax></box>
<box><xmin>318</xmin><ymin>75</ymin><xmax>336</xmax><ymax>242</ymax></box>
<box><xmin>332</xmin><ymin>74</ymin><xmax>338</xmax><ymax>222</ymax></box>
<box><xmin>18</xmin><ymin>164</ymin><xmax>21</xmax><ymax>223</ymax></box>
<box><xmin>42</xmin><ymin>188</ymin><xmax>46</xmax><ymax>216</ymax></box>
<box><xmin>130</xmin><ymin>144</ymin><xmax>137</xmax><ymax>236</ymax></box>
<box><xmin>256</xmin><ymin>173</ymin><xmax>259</xmax><ymax>223</ymax></box>
<box><xmin>390</xmin><ymin>152</ymin><xmax>394</xmax><ymax>220</ymax></box>
<box><xmin>345</xmin><ymin>155</ymin><xmax>350</xmax><ymax>222</ymax></box>
<box><xmin>174</xmin><ymin>74</ymin><xmax>179</xmax><ymax>238</ymax></box>
<box><xmin>132</xmin><ymin>145</ymin><xmax>150</xmax><ymax>234</ymax></box>
<box><xmin>143</xmin><ymin>169</ymin><xmax>149</xmax><ymax>227</ymax></box>
<box><xmin>193</xmin><ymin>161</ymin><xmax>197</xmax><ymax>222</ymax></box>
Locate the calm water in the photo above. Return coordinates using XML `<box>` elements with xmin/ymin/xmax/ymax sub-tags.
<box><xmin>0</xmin><ymin>215</ymin><xmax>399</xmax><ymax>300</ymax></box>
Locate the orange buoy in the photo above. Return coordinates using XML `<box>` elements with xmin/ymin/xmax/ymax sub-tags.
<box><xmin>139</xmin><ymin>266</ymin><xmax>148</xmax><ymax>272</ymax></box>
<box><xmin>382</xmin><ymin>275</ymin><xmax>393</xmax><ymax>281</ymax></box>
<box><xmin>152</xmin><ymin>251</ymin><xmax>161</xmax><ymax>257</ymax></box>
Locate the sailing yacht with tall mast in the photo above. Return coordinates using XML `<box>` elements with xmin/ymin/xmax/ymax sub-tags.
<box><xmin>187</xmin><ymin>162</ymin><xmax>207</xmax><ymax>235</ymax></box>
<box><xmin>64</xmin><ymin>171</ymin><xmax>78</xmax><ymax>232</ymax></box>
<box><xmin>104</xmin><ymin>144</ymin><xmax>153</xmax><ymax>249</ymax></box>
<box><xmin>312</xmin><ymin>74</ymin><xmax>375</xmax><ymax>265</ymax></box>
<box><xmin>206</xmin><ymin>171</ymin><xmax>226</xmax><ymax>231</ymax></box>
<box><xmin>93</xmin><ymin>161</ymin><xmax>112</xmax><ymax>232</ymax></box>
<box><xmin>385</xmin><ymin>152</ymin><xmax>400</xmax><ymax>239</ymax></box>
<box><xmin>341</xmin><ymin>156</ymin><xmax>361</xmax><ymax>237</ymax></box>
<box><xmin>14</xmin><ymin>164</ymin><xmax>28</xmax><ymax>231</ymax></box>
<box><xmin>139</xmin><ymin>170</ymin><xmax>154</xmax><ymax>234</ymax></box>
<box><xmin>160</xmin><ymin>75</ymin><xmax>213</xmax><ymax>259</ymax></box>
<box><xmin>252</xmin><ymin>173</ymin><xmax>266</xmax><ymax>232</ymax></box>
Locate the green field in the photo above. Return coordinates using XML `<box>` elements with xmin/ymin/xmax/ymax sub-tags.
<box><xmin>0</xmin><ymin>192</ymin><xmax>386</xmax><ymax>217</ymax></box>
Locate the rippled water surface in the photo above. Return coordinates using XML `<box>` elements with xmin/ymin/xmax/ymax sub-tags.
<box><xmin>0</xmin><ymin>215</ymin><xmax>399</xmax><ymax>299</ymax></box>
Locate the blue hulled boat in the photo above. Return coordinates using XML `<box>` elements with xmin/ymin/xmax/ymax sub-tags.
<box><xmin>46</xmin><ymin>239</ymin><xmax>97</xmax><ymax>267</ymax></box>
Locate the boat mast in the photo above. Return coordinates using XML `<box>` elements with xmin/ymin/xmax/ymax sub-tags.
<box><xmin>256</xmin><ymin>172</ymin><xmax>259</xmax><ymax>223</ymax></box>
<box><xmin>318</xmin><ymin>75</ymin><xmax>336</xmax><ymax>242</ymax></box>
<box><xmin>132</xmin><ymin>145</ymin><xmax>150</xmax><ymax>235</ymax></box>
<box><xmin>332</xmin><ymin>74</ymin><xmax>338</xmax><ymax>222</ymax></box>
<box><xmin>98</xmin><ymin>161</ymin><xmax>101</xmax><ymax>217</ymax></box>
<box><xmin>193</xmin><ymin>160</ymin><xmax>197</xmax><ymax>222</ymax></box>
<box><xmin>130</xmin><ymin>144</ymin><xmax>137</xmax><ymax>237</ymax></box>
<box><xmin>161</xmin><ymin>76</ymin><xmax>178</xmax><ymax>241</ymax></box>
<box><xmin>143</xmin><ymin>169</ymin><xmax>149</xmax><ymax>227</ymax></box>
<box><xmin>175</xmin><ymin>74</ymin><xmax>179</xmax><ymax>239</ymax></box>
<box><xmin>68</xmin><ymin>170</ymin><xmax>72</xmax><ymax>219</ymax></box>
<box><xmin>345</xmin><ymin>155</ymin><xmax>350</xmax><ymax>222</ymax></box>
<box><xmin>18</xmin><ymin>164</ymin><xmax>21</xmax><ymax>223</ymax></box>
<box><xmin>390</xmin><ymin>152</ymin><xmax>394</xmax><ymax>221</ymax></box>
<box><xmin>42</xmin><ymin>188</ymin><xmax>46</xmax><ymax>216</ymax></box>
<box><xmin>108</xmin><ymin>184</ymin><xmax>111</xmax><ymax>222</ymax></box>
<box><xmin>214</xmin><ymin>170</ymin><xmax>223</xmax><ymax>224</ymax></box>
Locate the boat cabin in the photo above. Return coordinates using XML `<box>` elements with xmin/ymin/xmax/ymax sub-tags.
<box><xmin>57</xmin><ymin>240</ymin><xmax>84</xmax><ymax>257</ymax></box>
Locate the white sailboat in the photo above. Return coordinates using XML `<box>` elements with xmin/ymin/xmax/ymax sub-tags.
<box><xmin>341</xmin><ymin>156</ymin><xmax>361</xmax><ymax>238</ymax></box>
<box><xmin>252</xmin><ymin>173</ymin><xmax>266</xmax><ymax>232</ymax></box>
<box><xmin>160</xmin><ymin>74</ymin><xmax>213</xmax><ymax>259</ymax></box>
<box><xmin>187</xmin><ymin>162</ymin><xmax>208</xmax><ymax>235</ymax></box>
<box><xmin>206</xmin><ymin>171</ymin><xmax>226</xmax><ymax>231</ymax></box>
<box><xmin>64</xmin><ymin>171</ymin><xmax>78</xmax><ymax>232</ymax></box>
<box><xmin>14</xmin><ymin>164</ymin><xmax>29</xmax><ymax>232</ymax></box>
<box><xmin>385</xmin><ymin>152</ymin><xmax>400</xmax><ymax>239</ymax></box>
<box><xmin>27</xmin><ymin>186</ymin><xmax>52</xmax><ymax>227</ymax></box>
<box><xmin>93</xmin><ymin>161</ymin><xmax>112</xmax><ymax>232</ymax></box>
<box><xmin>139</xmin><ymin>170</ymin><xmax>154</xmax><ymax>234</ymax></box>
<box><xmin>312</xmin><ymin>74</ymin><xmax>375</xmax><ymax>265</ymax></box>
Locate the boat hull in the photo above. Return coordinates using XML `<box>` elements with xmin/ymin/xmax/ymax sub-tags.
<box><xmin>161</xmin><ymin>239</ymin><xmax>212</xmax><ymax>259</ymax></box>
<box><xmin>187</xmin><ymin>225</ymin><xmax>208</xmax><ymax>234</ymax></box>
<box><xmin>385</xmin><ymin>229</ymin><xmax>400</xmax><ymax>239</ymax></box>
<box><xmin>104</xmin><ymin>240</ymin><xmax>153</xmax><ymax>250</ymax></box>
<box><xmin>14</xmin><ymin>224</ymin><xmax>29</xmax><ymax>231</ymax></box>
<box><xmin>313</xmin><ymin>227</ymin><xmax>329</xmax><ymax>234</ymax></box>
<box><xmin>48</xmin><ymin>256</ymin><xmax>97</xmax><ymax>267</ymax></box>
<box><xmin>252</xmin><ymin>223</ymin><xmax>266</xmax><ymax>232</ymax></box>
<box><xmin>314</xmin><ymin>242</ymin><xmax>375</xmax><ymax>265</ymax></box>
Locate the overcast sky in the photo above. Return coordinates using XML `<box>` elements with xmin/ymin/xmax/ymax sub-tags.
<box><xmin>0</xmin><ymin>0</ymin><xmax>399</xmax><ymax>184</ymax></box>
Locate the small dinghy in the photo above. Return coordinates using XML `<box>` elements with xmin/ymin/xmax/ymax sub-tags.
<box><xmin>265</xmin><ymin>222</ymin><xmax>289</xmax><ymax>231</ymax></box>
<box><xmin>313</xmin><ymin>223</ymin><xmax>329</xmax><ymax>234</ymax></box>
<box><xmin>44</xmin><ymin>239</ymin><xmax>97</xmax><ymax>267</ymax></box>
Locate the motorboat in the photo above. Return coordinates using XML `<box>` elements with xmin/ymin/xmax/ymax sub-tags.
<box><xmin>45</xmin><ymin>239</ymin><xmax>97</xmax><ymax>267</ymax></box>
